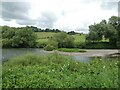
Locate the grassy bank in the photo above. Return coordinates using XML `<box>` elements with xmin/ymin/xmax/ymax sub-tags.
<box><xmin>2</xmin><ymin>53</ymin><xmax>118</xmax><ymax>88</ymax></box>
<box><xmin>58</xmin><ymin>48</ymin><xmax>87</xmax><ymax>52</ymax></box>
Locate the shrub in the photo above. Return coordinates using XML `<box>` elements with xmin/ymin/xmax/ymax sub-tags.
<box><xmin>44</xmin><ymin>44</ymin><xmax>55</xmax><ymax>51</ymax></box>
<box><xmin>36</xmin><ymin>41</ymin><xmax>47</xmax><ymax>48</ymax></box>
<box><xmin>44</xmin><ymin>40</ymin><xmax>58</xmax><ymax>51</ymax></box>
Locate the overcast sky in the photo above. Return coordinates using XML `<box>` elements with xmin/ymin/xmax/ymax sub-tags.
<box><xmin>0</xmin><ymin>0</ymin><xmax>119</xmax><ymax>33</ymax></box>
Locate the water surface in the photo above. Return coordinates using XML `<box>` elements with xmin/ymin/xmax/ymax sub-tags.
<box><xmin>2</xmin><ymin>48</ymin><xmax>94</xmax><ymax>62</ymax></box>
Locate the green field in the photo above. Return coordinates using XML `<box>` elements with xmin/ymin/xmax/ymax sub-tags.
<box><xmin>35</xmin><ymin>32</ymin><xmax>86</xmax><ymax>48</ymax></box>
<box><xmin>36</xmin><ymin>32</ymin><xmax>56</xmax><ymax>39</ymax></box>
<box><xmin>2</xmin><ymin>53</ymin><xmax>119</xmax><ymax>88</ymax></box>
<box><xmin>72</xmin><ymin>34</ymin><xmax>86</xmax><ymax>43</ymax></box>
<box><xmin>36</xmin><ymin>32</ymin><xmax>86</xmax><ymax>43</ymax></box>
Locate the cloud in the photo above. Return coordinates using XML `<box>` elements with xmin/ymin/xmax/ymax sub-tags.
<box><xmin>2</xmin><ymin>2</ymin><xmax>31</xmax><ymax>21</ymax></box>
<box><xmin>101</xmin><ymin>2</ymin><xmax>118</xmax><ymax>10</ymax></box>
<box><xmin>16</xmin><ymin>19</ymin><xmax>36</xmax><ymax>25</ymax></box>
<box><xmin>118</xmin><ymin>1</ymin><xmax>120</xmax><ymax>16</ymax></box>
<box><xmin>37</xmin><ymin>11</ymin><xmax>58</xmax><ymax>28</ymax></box>
<box><xmin>0</xmin><ymin>0</ymin><xmax>119</xmax><ymax>33</ymax></box>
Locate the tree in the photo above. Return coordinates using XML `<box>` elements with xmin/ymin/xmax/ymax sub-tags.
<box><xmin>86</xmin><ymin>16</ymin><xmax>120</xmax><ymax>48</ymax></box>
<box><xmin>12</xmin><ymin>27</ymin><xmax>36</xmax><ymax>47</ymax></box>
<box><xmin>2</xmin><ymin>26</ymin><xmax>36</xmax><ymax>48</ymax></box>
<box><xmin>53</xmin><ymin>32</ymin><xmax>74</xmax><ymax>48</ymax></box>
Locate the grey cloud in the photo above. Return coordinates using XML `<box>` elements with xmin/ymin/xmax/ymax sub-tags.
<box><xmin>16</xmin><ymin>19</ymin><xmax>36</xmax><ymax>25</ymax></box>
<box><xmin>118</xmin><ymin>2</ymin><xmax>120</xmax><ymax>16</ymax></box>
<box><xmin>37</xmin><ymin>11</ymin><xmax>58</xmax><ymax>28</ymax></box>
<box><xmin>2</xmin><ymin>2</ymin><xmax>31</xmax><ymax>21</ymax></box>
<box><xmin>101</xmin><ymin>2</ymin><xmax>118</xmax><ymax>10</ymax></box>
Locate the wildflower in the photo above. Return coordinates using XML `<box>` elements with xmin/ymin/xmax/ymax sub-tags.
<box><xmin>103</xmin><ymin>66</ymin><xmax>105</xmax><ymax>69</ymax></box>
<box><xmin>61</xmin><ymin>67</ymin><xmax>64</xmax><ymax>70</ymax></box>
<box><xmin>52</xmin><ymin>69</ymin><xmax>55</xmax><ymax>72</ymax></box>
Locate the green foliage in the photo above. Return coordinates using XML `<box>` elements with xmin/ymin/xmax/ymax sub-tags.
<box><xmin>87</xmin><ymin>16</ymin><xmax>120</xmax><ymax>48</ymax></box>
<box><xmin>85</xmin><ymin>42</ymin><xmax>113</xmax><ymax>49</ymax></box>
<box><xmin>2</xmin><ymin>26</ymin><xmax>36</xmax><ymax>48</ymax></box>
<box><xmin>2</xmin><ymin>54</ymin><xmax>119</xmax><ymax>88</ymax></box>
<box><xmin>58</xmin><ymin>48</ymin><xmax>86</xmax><ymax>52</ymax></box>
<box><xmin>44</xmin><ymin>44</ymin><xmax>55</xmax><ymax>51</ymax></box>
<box><xmin>54</xmin><ymin>32</ymin><xmax>75</xmax><ymax>48</ymax></box>
<box><xmin>44</xmin><ymin>39</ymin><xmax>58</xmax><ymax>51</ymax></box>
<box><xmin>36</xmin><ymin>32</ymin><xmax>86</xmax><ymax>49</ymax></box>
<box><xmin>36</xmin><ymin>39</ymin><xmax>48</xmax><ymax>48</ymax></box>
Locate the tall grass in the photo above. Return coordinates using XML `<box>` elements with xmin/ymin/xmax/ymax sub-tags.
<box><xmin>2</xmin><ymin>53</ymin><xmax>119</xmax><ymax>88</ymax></box>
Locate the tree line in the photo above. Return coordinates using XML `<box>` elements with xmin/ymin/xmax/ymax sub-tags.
<box><xmin>1</xmin><ymin>26</ymin><xmax>75</xmax><ymax>48</ymax></box>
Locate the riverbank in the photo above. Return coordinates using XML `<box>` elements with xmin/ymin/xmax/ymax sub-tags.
<box><xmin>44</xmin><ymin>49</ymin><xmax>119</xmax><ymax>57</ymax></box>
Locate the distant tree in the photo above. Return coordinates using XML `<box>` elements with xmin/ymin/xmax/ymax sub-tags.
<box><xmin>54</xmin><ymin>32</ymin><xmax>74</xmax><ymax>48</ymax></box>
<box><xmin>67</xmin><ymin>31</ymin><xmax>76</xmax><ymax>35</ymax></box>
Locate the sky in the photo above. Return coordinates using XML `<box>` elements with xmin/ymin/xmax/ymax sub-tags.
<box><xmin>0</xmin><ymin>0</ymin><xmax>119</xmax><ymax>33</ymax></box>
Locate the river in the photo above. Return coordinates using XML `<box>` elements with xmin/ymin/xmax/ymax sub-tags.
<box><xmin>1</xmin><ymin>48</ymin><xmax>119</xmax><ymax>63</ymax></box>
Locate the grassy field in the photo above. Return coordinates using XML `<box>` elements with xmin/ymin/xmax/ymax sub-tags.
<box><xmin>35</xmin><ymin>32</ymin><xmax>56</xmax><ymax>39</ymax></box>
<box><xmin>35</xmin><ymin>32</ymin><xmax>86</xmax><ymax>48</ymax></box>
<box><xmin>2</xmin><ymin>53</ymin><xmax>119</xmax><ymax>88</ymax></box>
<box><xmin>36</xmin><ymin>32</ymin><xmax>86</xmax><ymax>43</ymax></box>
<box><xmin>72</xmin><ymin>34</ymin><xmax>86</xmax><ymax>43</ymax></box>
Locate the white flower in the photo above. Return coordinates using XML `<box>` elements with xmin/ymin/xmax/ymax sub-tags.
<box><xmin>61</xmin><ymin>67</ymin><xmax>64</xmax><ymax>70</ymax></box>
<box><xmin>103</xmin><ymin>66</ymin><xmax>105</xmax><ymax>69</ymax></box>
<box><xmin>52</xmin><ymin>69</ymin><xmax>55</xmax><ymax>72</ymax></box>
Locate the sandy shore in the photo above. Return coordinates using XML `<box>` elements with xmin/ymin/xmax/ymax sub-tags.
<box><xmin>44</xmin><ymin>49</ymin><xmax>119</xmax><ymax>57</ymax></box>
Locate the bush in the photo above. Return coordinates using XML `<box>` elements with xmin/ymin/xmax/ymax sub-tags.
<box><xmin>44</xmin><ymin>44</ymin><xmax>55</xmax><ymax>51</ymax></box>
<box><xmin>74</xmin><ymin>42</ymin><xmax>86</xmax><ymax>48</ymax></box>
<box><xmin>36</xmin><ymin>41</ymin><xmax>47</xmax><ymax>48</ymax></box>
<box><xmin>44</xmin><ymin>40</ymin><xmax>58</xmax><ymax>51</ymax></box>
<box><xmin>54</xmin><ymin>32</ymin><xmax>75</xmax><ymax>48</ymax></box>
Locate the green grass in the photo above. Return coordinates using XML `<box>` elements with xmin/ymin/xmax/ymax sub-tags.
<box><xmin>35</xmin><ymin>32</ymin><xmax>57</xmax><ymax>48</ymax></box>
<box><xmin>73</xmin><ymin>34</ymin><xmax>86</xmax><ymax>43</ymax></box>
<box><xmin>58</xmin><ymin>48</ymin><xmax>87</xmax><ymax>52</ymax></box>
<box><xmin>2</xmin><ymin>53</ymin><xmax>119</xmax><ymax>88</ymax></box>
<box><xmin>35</xmin><ymin>32</ymin><xmax>87</xmax><ymax>48</ymax></box>
<box><xmin>35</xmin><ymin>32</ymin><xmax>56</xmax><ymax>39</ymax></box>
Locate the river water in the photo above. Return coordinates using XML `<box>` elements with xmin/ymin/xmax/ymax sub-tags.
<box><xmin>1</xmin><ymin>48</ymin><xmax>94</xmax><ymax>63</ymax></box>
<box><xmin>1</xmin><ymin>48</ymin><xmax>118</xmax><ymax>63</ymax></box>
